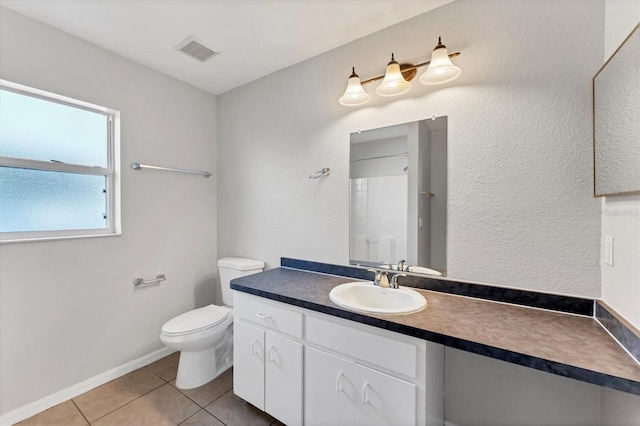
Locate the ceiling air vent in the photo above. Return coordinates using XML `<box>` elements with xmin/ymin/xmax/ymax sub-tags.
<box><xmin>175</xmin><ymin>35</ymin><xmax>220</xmax><ymax>63</ymax></box>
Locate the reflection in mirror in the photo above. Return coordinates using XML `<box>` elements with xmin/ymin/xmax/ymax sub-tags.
<box><xmin>349</xmin><ymin>117</ymin><xmax>447</xmax><ymax>275</ymax></box>
<box><xmin>593</xmin><ymin>24</ymin><xmax>640</xmax><ymax>197</ymax></box>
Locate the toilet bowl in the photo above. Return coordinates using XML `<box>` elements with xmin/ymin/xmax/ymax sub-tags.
<box><xmin>160</xmin><ymin>257</ymin><xmax>264</xmax><ymax>389</ymax></box>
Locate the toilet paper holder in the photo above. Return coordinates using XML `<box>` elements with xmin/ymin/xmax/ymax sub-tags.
<box><xmin>134</xmin><ymin>274</ymin><xmax>166</xmax><ymax>287</ymax></box>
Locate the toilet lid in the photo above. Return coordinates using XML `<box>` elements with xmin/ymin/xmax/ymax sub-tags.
<box><xmin>218</xmin><ymin>257</ymin><xmax>264</xmax><ymax>271</ymax></box>
<box><xmin>162</xmin><ymin>305</ymin><xmax>229</xmax><ymax>336</ymax></box>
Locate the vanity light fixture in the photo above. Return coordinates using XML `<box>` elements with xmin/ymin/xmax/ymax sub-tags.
<box><xmin>339</xmin><ymin>68</ymin><xmax>372</xmax><ymax>106</ymax></box>
<box><xmin>420</xmin><ymin>37</ymin><xmax>461</xmax><ymax>85</ymax></box>
<box><xmin>338</xmin><ymin>36</ymin><xmax>461</xmax><ymax>106</ymax></box>
<box><xmin>376</xmin><ymin>53</ymin><xmax>412</xmax><ymax>97</ymax></box>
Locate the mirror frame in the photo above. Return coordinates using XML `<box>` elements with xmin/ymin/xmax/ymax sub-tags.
<box><xmin>592</xmin><ymin>23</ymin><xmax>640</xmax><ymax>197</ymax></box>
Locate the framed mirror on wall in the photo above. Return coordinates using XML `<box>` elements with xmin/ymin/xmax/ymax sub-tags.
<box><xmin>593</xmin><ymin>23</ymin><xmax>640</xmax><ymax>197</ymax></box>
<box><xmin>349</xmin><ymin>117</ymin><xmax>447</xmax><ymax>276</ymax></box>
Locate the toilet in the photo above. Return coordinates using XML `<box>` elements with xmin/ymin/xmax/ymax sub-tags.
<box><xmin>160</xmin><ymin>257</ymin><xmax>264</xmax><ymax>389</ymax></box>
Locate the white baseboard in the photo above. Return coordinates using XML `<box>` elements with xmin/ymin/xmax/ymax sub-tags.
<box><xmin>444</xmin><ymin>422</ymin><xmax>458</xmax><ymax>426</ymax></box>
<box><xmin>0</xmin><ymin>347</ymin><xmax>174</xmax><ymax>426</ymax></box>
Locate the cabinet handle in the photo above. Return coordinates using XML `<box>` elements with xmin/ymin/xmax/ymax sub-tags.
<box><xmin>256</xmin><ymin>312</ymin><xmax>271</xmax><ymax>320</ymax></box>
<box><xmin>336</xmin><ymin>372</ymin><xmax>344</xmax><ymax>393</ymax></box>
<box><xmin>251</xmin><ymin>339</ymin><xmax>260</xmax><ymax>355</ymax></box>
<box><xmin>362</xmin><ymin>382</ymin><xmax>370</xmax><ymax>404</ymax></box>
<box><xmin>268</xmin><ymin>345</ymin><xmax>276</xmax><ymax>362</ymax></box>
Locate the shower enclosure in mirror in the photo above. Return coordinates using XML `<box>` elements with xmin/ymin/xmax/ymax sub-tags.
<box><xmin>349</xmin><ymin>117</ymin><xmax>447</xmax><ymax>275</ymax></box>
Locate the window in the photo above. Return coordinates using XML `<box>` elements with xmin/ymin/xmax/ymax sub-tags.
<box><xmin>0</xmin><ymin>80</ymin><xmax>120</xmax><ymax>242</ymax></box>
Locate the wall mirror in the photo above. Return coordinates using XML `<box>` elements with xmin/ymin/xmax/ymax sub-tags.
<box><xmin>593</xmin><ymin>24</ymin><xmax>640</xmax><ymax>197</ymax></box>
<box><xmin>349</xmin><ymin>117</ymin><xmax>447</xmax><ymax>275</ymax></box>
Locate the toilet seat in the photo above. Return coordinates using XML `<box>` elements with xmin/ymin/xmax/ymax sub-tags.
<box><xmin>161</xmin><ymin>305</ymin><xmax>229</xmax><ymax>336</ymax></box>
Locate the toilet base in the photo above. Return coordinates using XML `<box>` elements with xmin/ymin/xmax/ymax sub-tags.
<box><xmin>175</xmin><ymin>346</ymin><xmax>219</xmax><ymax>389</ymax></box>
<box><xmin>174</xmin><ymin>327</ymin><xmax>234</xmax><ymax>389</ymax></box>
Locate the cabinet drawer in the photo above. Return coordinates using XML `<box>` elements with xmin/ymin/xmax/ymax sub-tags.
<box><xmin>234</xmin><ymin>292</ymin><xmax>303</xmax><ymax>339</ymax></box>
<box><xmin>306</xmin><ymin>315</ymin><xmax>418</xmax><ymax>378</ymax></box>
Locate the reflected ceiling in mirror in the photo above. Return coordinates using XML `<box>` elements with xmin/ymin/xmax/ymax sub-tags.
<box><xmin>349</xmin><ymin>117</ymin><xmax>447</xmax><ymax>276</ymax></box>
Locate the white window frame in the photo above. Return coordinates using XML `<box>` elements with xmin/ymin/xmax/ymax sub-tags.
<box><xmin>0</xmin><ymin>79</ymin><xmax>121</xmax><ymax>243</ymax></box>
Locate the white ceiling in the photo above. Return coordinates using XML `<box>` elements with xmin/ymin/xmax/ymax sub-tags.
<box><xmin>0</xmin><ymin>0</ymin><xmax>453</xmax><ymax>95</ymax></box>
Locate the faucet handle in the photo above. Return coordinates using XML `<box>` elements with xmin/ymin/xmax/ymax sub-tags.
<box><xmin>389</xmin><ymin>273</ymin><xmax>406</xmax><ymax>289</ymax></box>
<box><xmin>367</xmin><ymin>269</ymin><xmax>390</xmax><ymax>287</ymax></box>
<box><xmin>366</xmin><ymin>268</ymin><xmax>380</xmax><ymax>285</ymax></box>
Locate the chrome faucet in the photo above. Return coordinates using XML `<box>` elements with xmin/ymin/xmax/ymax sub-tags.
<box><xmin>397</xmin><ymin>259</ymin><xmax>407</xmax><ymax>272</ymax></box>
<box><xmin>389</xmin><ymin>273</ymin><xmax>406</xmax><ymax>289</ymax></box>
<box><xmin>368</xmin><ymin>268</ymin><xmax>407</xmax><ymax>289</ymax></box>
<box><xmin>367</xmin><ymin>269</ymin><xmax>390</xmax><ymax>287</ymax></box>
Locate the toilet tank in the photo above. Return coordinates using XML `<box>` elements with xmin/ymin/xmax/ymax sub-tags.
<box><xmin>218</xmin><ymin>257</ymin><xmax>264</xmax><ymax>306</ymax></box>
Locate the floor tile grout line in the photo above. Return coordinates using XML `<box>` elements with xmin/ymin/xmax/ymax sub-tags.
<box><xmin>177</xmin><ymin>409</ymin><xmax>206</xmax><ymax>426</ymax></box>
<box><xmin>22</xmin><ymin>356</ymin><xmax>259</xmax><ymax>426</ymax></box>
<box><xmin>207</xmin><ymin>386</ymin><xmax>234</xmax><ymax>407</ymax></box>
<box><xmin>70</xmin><ymin>365</ymin><xmax>170</xmax><ymax>423</ymax></box>
<box><xmin>80</xmin><ymin>380</ymin><xmax>167</xmax><ymax>424</ymax></box>
<box><xmin>168</xmin><ymin>371</ymin><xmax>233</xmax><ymax>409</ymax></box>
<box><xmin>174</xmin><ymin>382</ymin><xmax>234</xmax><ymax>409</ymax></box>
<box><xmin>144</xmin><ymin>364</ymin><xmax>175</xmax><ymax>384</ymax></box>
<box><xmin>202</xmin><ymin>389</ymin><xmax>237</xmax><ymax>426</ymax></box>
<box><xmin>211</xmin><ymin>412</ymin><xmax>228</xmax><ymax>426</ymax></box>
<box><xmin>172</xmin><ymin>385</ymin><xmax>208</xmax><ymax>409</ymax></box>
<box><xmin>16</xmin><ymin>357</ymin><xmax>179</xmax><ymax>426</ymax></box>
<box><xmin>177</xmin><ymin>408</ymin><xmax>229</xmax><ymax>426</ymax></box>
<box><xmin>70</xmin><ymin>399</ymin><xmax>91</xmax><ymax>426</ymax></box>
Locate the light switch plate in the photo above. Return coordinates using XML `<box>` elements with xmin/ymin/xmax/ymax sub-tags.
<box><xmin>605</xmin><ymin>236</ymin><xmax>614</xmax><ymax>267</ymax></box>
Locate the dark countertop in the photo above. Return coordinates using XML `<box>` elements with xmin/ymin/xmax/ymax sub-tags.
<box><xmin>231</xmin><ymin>267</ymin><xmax>640</xmax><ymax>395</ymax></box>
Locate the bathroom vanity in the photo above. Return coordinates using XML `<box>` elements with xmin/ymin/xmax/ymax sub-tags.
<box><xmin>231</xmin><ymin>259</ymin><xmax>640</xmax><ymax>426</ymax></box>
<box><xmin>233</xmin><ymin>291</ymin><xmax>443</xmax><ymax>425</ymax></box>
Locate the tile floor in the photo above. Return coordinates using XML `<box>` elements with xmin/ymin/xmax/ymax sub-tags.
<box><xmin>17</xmin><ymin>352</ymin><xmax>283</xmax><ymax>426</ymax></box>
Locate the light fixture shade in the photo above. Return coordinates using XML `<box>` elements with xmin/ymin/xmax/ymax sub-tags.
<box><xmin>375</xmin><ymin>54</ymin><xmax>411</xmax><ymax>97</ymax></box>
<box><xmin>339</xmin><ymin>68</ymin><xmax>371</xmax><ymax>106</ymax></box>
<box><xmin>420</xmin><ymin>38</ymin><xmax>461</xmax><ymax>85</ymax></box>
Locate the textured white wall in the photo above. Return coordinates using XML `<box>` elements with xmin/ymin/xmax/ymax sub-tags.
<box><xmin>599</xmin><ymin>1</ymin><xmax>640</xmax><ymax>424</ymax></box>
<box><xmin>218</xmin><ymin>0</ymin><xmax>602</xmax><ymax>296</ymax></box>
<box><xmin>218</xmin><ymin>0</ymin><xmax>605</xmax><ymax>423</ymax></box>
<box><xmin>0</xmin><ymin>8</ymin><xmax>217</xmax><ymax>415</ymax></box>
<box><xmin>600</xmin><ymin>0</ymin><xmax>640</xmax><ymax>330</ymax></box>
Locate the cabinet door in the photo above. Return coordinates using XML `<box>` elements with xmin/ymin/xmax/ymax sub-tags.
<box><xmin>233</xmin><ymin>321</ymin><xmax>265</xmax><ymax>410</ymax></box>
<box><xmin>353</xmin><ymin>363</ymin><xmax>416</xmax><ymax>426</ymax></box>
<box><xmin>305</xmin><ymin>347</ymin><xmax>355</xmax><ymax>426</ymax></box>
<box><xmin>265</xmin><ymin>331</ymin><xmax>303</xmax><ymax>426</ymax></box>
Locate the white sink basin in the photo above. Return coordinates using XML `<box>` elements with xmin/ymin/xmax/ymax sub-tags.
<box><xmin>329</xmin><ymin>282</ymin><xmax>426</xmax><ymax>314</ymax></box>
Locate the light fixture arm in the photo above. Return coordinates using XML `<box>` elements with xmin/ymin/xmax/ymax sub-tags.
<box><xmin>360</xmin><ymin>52</ymin><xmax>461</xmax><ymax>85</ymax></box>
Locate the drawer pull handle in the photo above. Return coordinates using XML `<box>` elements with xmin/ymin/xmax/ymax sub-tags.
<box><xmin>336</xmin><ymin>372</ymin><xmax>344</xmax><ymax>393</ymax></box>
<box><xmin>268</xmin><ymin>345</ymin><xmax>276</xmax><ymax>362</ymax></box>
<box><xmin>251</xmin><ymin>339</ymin><xmax>260</xmax><ymax>355</ymax></box>
<box><xmin>256</xmin><ymin>312</ymin><xmax>271</xmax><ymax>320</ymax></box>
<box><xmin>362</xmin><ymin>382</ymin><xmax>370</xmax><ymax>404</ymax></box>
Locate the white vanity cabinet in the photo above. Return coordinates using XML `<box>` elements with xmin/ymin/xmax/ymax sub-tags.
<box><xmin>233</xmin><ymin>291</ymin><xmax>444</xmax><ymax>426</ymax></box>
<box><xmin>353</xmin><ymin>363</ymin><xmax>416</xmax><ymax>425</ymax></box>
<box><xmin>233</xmin><ymin>321</ymin><xmax>266</xmax><ymax>410</ymax></box>
<box><xmin>305</xmin><ymin>347</ymin><xmax>355</xmax><ymax>425</ymax></box>
<box><xmin>304</xmin><ymin>313</ymin><xmax>439</xmax><ymax>426</ymax></box>
<box><xmin>233</xmin><ymin>292</ymin><xmax>304</xmax><ymax>426</ymax></box>
<box><xmin>305</xmin><ymin>347</ymin><xmax>417</xmax><ymax>426</ymax></box>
